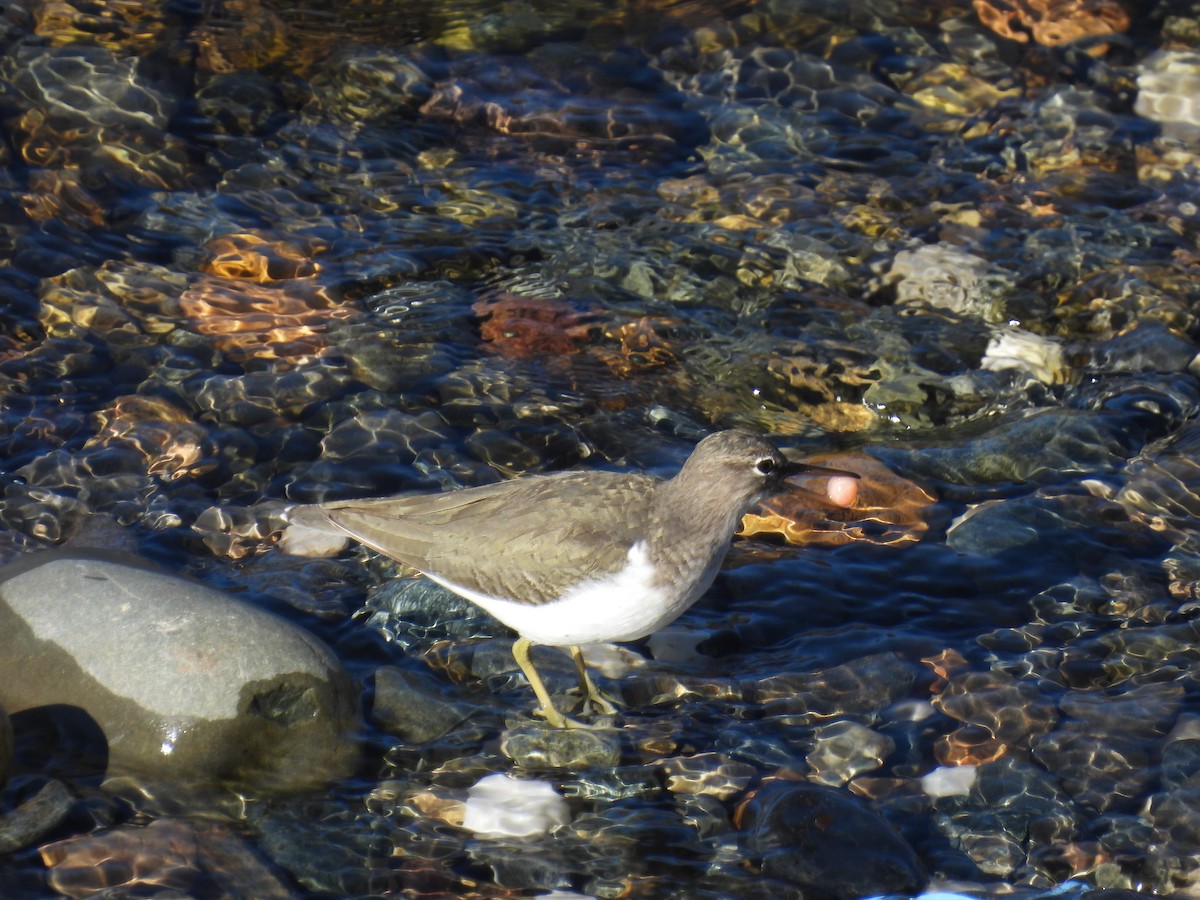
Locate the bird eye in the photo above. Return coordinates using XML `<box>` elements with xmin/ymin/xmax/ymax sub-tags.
<box><xmin>754</xmin><ymin>457</ymin><xmax>775</xmax><ymax>476</ymax></box>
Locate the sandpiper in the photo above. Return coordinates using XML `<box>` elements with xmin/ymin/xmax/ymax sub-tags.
<box><xmin>281</xmin><ymin>430</ymin><xmax>856</xmax><ymax>727</ymax></box>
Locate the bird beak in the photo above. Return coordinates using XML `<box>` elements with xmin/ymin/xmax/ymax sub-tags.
<box><xmin>780</xmin><ymin>460</ymin><xmax>860</xmax><ymax>480</ymax></box>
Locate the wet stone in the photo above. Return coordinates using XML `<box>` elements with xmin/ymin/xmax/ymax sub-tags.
<box><xmin>1060</xmin><ymin>619</ymin><xmax>1200</xmax><ymax>691</ymax></box>
<box><xmin>981</xmin><ymin>326</ymin><xmax>1066</xmax><ymax>385</ymax></box>
<box><xmin>182</xmin><ymin>367</ymin><xmax>354</xmax><ymax>428</ymax></box>
<box><xmin>195</xmin><ymin>71</ymin><xmax>288</xmax><ymax>137</ymax></box>
<box><xmin>659</xmin><ymin>753</ymin><xmax>755</xmax><ymax>800</ymax></box>
<box><xmin>0</xmin><ymin>779</ymin><xmax>74</xmax><ymax>854</ymax></box>
<box><xmin>0</xmin><ymin>551</ymin><xmax>360</xmax><ymax>793</ymax></box>
<box><xmin>307</xmin><ymin>48</ymin><xmax>434</xmax><ymax>122</ymax></box>
<box><xmin>467</xmin><ymin>839</ymin><xmax>575</xmax><ymax>891</ymax></box>
<box><xmin>958</xmin><ymin>757</ymin><xmax>1076</xmax><ymax>844</ymax></box>
<box><xmin>559</xmin><ymin>767</ymin><xmax>659</xmax><ymax>803</ymax></box>
<box><xmin>462</xmin><ymin>772</ymin><xmax>570</xmax><ymax>839</ymax></box>
<box><xmin>945</xmin><ymin>492</ymin><xmax>1136</xmax><ymax>557</ymax></box>
<box><xmin>1162</xmin><ymin>736</ymin><xmax>1200</xmax><ymax>791</ymax></box>
<box><xmin>41</xmin><ymin>817</ymin><xmax>293</xmax><ymax>899</ymax></box>
<box><xmin>807</xmin><ymin>720</ymin><xmax>896</xmax><ymax>786</ymax></box>
<box><xmin>254</xmin><ymin>804</ymin><xmax>381</xmax><ymax>898</ymax></box>
<box><xmin>878</xmin><ymin>242</ymin><xmax>1008</xmax><ymax>323</ymax></box>
<box><xmin>370</xmin><ymin>665</ymin><xmax>485</xmax><ymax>744</ymax></box>
<box><xmin>0</xmin><ymin>44</ymin><xmax>193</xmax><ymax>188</ymax></box>
<box><xmin>566</xmin><ymin>801</ymin><xmax>711</xmax><ymax>893</ymax></box>
<box><xmin>0</xmin><ymin>704</ymin><xmax>9</xmax><ymax>788</ymax></box>
<box><xmin>1032</xmin><ymin>734</ymin><xmax>1152</xmax><ymax>816</ymax></box>
<box><xmin>1136</xmin><ymin>50</ymin><xmax>1200</xmax><ymax>141</ymax></box>
<box><xmin>878</xmin><ymin>407</ymin><xmax>1146</xmax><ymax>486</ymax></box>
<box><xmin>934</xmin><ymin>670</ymin><xmax>1058</xmax><ymax>749</ymax></box>
<box><xmin>934</xmin><ymin>725</ymin><xmax>1006</xmax><ymax>767</ymax></box>
<box><xmin>1149</xmin><ymin>785</ymin><xmax>1200</xmax><ymax>851</ymax></box>
<box><xmin>500</xmin><ymin>722</ymin><xmax>622</xmax><ymax>770</ymax></box>
<box><xmin>1087</xmin><ymin>320</ymin><xmax>1200</xmax><ymax>376</ymax></box>
<box><xmin>317</xmin><ymin>409</ymin><xmax>449</xmax><ymax>465</ymax></box>
<box><xmin>1113</xmin><ymin>421</ymin><xmax>1200</xmax><ymax>543</ymax></box>
<box><xmin>1057</xmin><ymin>681</ymin><xmax>1182</xmax><ymax>737</ymax></box>
<box><xmin>961</xmin><ymin>831</ymin><xmax>1023</xmax><ymax>877</ymax></box>
<box><xmin>740</xmin><ymin>781</ymin><xmax>926</xmax><ymax>898</ymax></box>
<box><xmin>677</xmin><ymin>792</ymin><xmax>732</xmax><ymax>840</ymax></box>
<box><xmin>1032</xmin><ymin>683</ymin><xmax>1182</xmax><ymax>812</ymax></box>
<box><xmin>752</xmin><ymin>652</ymin><xmax>918</xmax><ymax>723</ymax></box>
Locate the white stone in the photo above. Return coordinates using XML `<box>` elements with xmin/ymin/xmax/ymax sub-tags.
<box><xmin>981</xmin><ymin>327</ymin><xmax>1066</xmax><ymax>384</ymax></box>
<box><xmin>1137</xmin><ymin>51</ymin><xmax>1200</xmax><ymax>141</ymax></box>
<box><xmin>461</xmin><ymin>773</ymin><xmax>569</xmax><ymax>838</ymax></box>
<box><xmin>920</xmin><ymin>765</ymin><xmax>977</xmax><ymax>799</ymax></box>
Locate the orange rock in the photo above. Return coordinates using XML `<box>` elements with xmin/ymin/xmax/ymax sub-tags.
<box><xmin>739</xmin><ymin>452</ymin><xmax>935</xmax><ymax>547</ymax></box>
<box><xmin>934</xmin><ymin>725</ymin><xmax>1008</xmax><ymax>766</ymax></box>
<box><xmin>473</xmin><ymin>293</ymin><xmax>596</xmax><ymax>359</ymax></box>
<box><xmin>42</xmin><ymin>819</ymin><xmax>291</xmax><ymax>899</ymax></box>
<box><xmin>200</xmin><ymin>233</ymin><xmax>323</xmax><ymax>283</ymax></box>
<box><xmin>179</xmin><ymin>277</ymin><xmax>352</xmax><ymax>366</ymax></box>
<box><xmin>972</xmin><ymin>0</ymin><xmax>1130</xmax><ymax>54</ymax></box>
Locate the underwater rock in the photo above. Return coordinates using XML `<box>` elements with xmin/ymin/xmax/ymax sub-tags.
<box><xmin>0</xmin><ymin>701</ymin><xmax>10</xmax><ymax>788</ymax></box>
<box><xmin>370</xmin><ymin>665</ymin><xmax>483</xmax><ymax>744</ymax></box>
<box><xmin>880</xmin><ymin>243</ymin><xmax>1008</xmax><ymax>323</ymax></box>
<box><xmin>42</xmin><ymin>817</ymin><xmax>293</xmax><ymax>898</ymax></box>
<box><xmin>0</xmin><ymin>779</ymin><xmax>74</xmax><ymax>855</ymax></box>
<box><xmin>0</xmin><ymin>551</ymin><xmax>359</xmax><ymax>793</ymax></box>
<box><xmin>739</xmin><ymin>780</ymin><xmax>926</xmax><ymax>897</ymax></box>
<box><xmin>500</xmin><ymin>722</ymin><xmax>622</xmax><ymax>770</ymax></box>
<box><xmin>1137</xmin><ymin>51</ymin><xmax>1200</xmax><ymax>142</ymax></box>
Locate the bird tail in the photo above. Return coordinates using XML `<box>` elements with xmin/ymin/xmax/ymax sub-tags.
<box><xmin>278</xmin><ymin>505</ymin><xmax>353</xmax><ymax>557</ymax></box>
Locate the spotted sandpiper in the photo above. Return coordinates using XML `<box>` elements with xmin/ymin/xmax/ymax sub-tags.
<box><xmin>281</xmin><ymin>430</ymin><xmax>855</xmax><ymax>728</ymax></box>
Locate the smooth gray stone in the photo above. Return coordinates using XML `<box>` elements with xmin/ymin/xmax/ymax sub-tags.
<box><xmin>0</xmin><ymin>779</ymin><xmax>73</xmax><ymax>854</ymax></box>
<box><xmin>0</xmin><ymin>551</ymin><xmax>359</xmax><ymax>793</ymax></box>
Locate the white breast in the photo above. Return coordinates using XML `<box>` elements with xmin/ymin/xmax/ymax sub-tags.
<box><xmin>426</xmin><ymin>542</ymin><xmax>698</xmax><ymax>646</ymax></box>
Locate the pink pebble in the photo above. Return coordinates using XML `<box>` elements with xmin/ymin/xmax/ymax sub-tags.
<box><xmin>825</xmin><ymin>474</ymin><xmax>859</xmax><ymax>508</ymax></box>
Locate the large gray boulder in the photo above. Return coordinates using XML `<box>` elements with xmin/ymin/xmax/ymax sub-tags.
<box><xmin>0</xmin><ymin>551</ymin><xmax>359</xmax><ymax>793</ymax></box>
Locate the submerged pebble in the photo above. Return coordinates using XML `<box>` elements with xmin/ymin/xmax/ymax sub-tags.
<box><xmin>0</xmin><ymin>779</ymin><xmax>73</xmax><ymax>855</ymax></box>
<box><xmin>740</xmin><ymin>781</ymin><xmax>926</xmax><ymax>897</ymax></box>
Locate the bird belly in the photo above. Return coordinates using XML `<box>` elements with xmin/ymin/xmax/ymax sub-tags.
<box><xmin>425</xmin><ymin>542</ymin><xmax>697</xmax><ymax>646</ymax></box>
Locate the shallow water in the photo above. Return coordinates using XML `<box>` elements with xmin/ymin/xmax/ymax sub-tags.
<box><xmin>2</xmin><ymin>0</ymin><xmax>1200</xmax><ymax>896</ymax></box>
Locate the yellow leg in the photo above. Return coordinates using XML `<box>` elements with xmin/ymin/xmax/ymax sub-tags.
<box><xmin>570</xmin><ymin>645</ymin><xmax>619</xmax><ymax>716</ymax></box>
<box><xmin>512</xmin><ymin>637</ymin><xmax>578</xmax><ymax>729</ymax></box>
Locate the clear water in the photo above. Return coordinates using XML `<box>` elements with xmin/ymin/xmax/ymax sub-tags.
<box><xmin>1</xmin><ymin>0</ymin><xmax>1199</xmax><ymax>896</ymax></box>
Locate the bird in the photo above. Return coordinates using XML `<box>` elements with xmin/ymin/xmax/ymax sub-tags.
<box><xmin>280</xmin><ymin>430</ymin><xmax>857</xmax><ymax>728</ymax></box>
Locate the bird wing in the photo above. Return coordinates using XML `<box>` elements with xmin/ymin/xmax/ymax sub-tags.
<box><xmin>317</xmin><ymin>471</ymin><xmax>658</xmax><ymax>606</ymax></box>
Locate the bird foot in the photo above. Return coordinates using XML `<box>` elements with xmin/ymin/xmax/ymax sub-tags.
<box><xmin>573</xmin><ymin>687</ymin><xmax>620</xmax><ymax>718</ymax></box>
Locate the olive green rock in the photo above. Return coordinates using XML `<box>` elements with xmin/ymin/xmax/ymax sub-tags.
<box><xmin>0</xmin><ymin>702</ymin><xmax>11</xmax><ymax>789</ymax></box>
<box><xmin>0</xmin><ymin>551</ymin><xmax>359</xmax><ymax>793</ymax></box>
